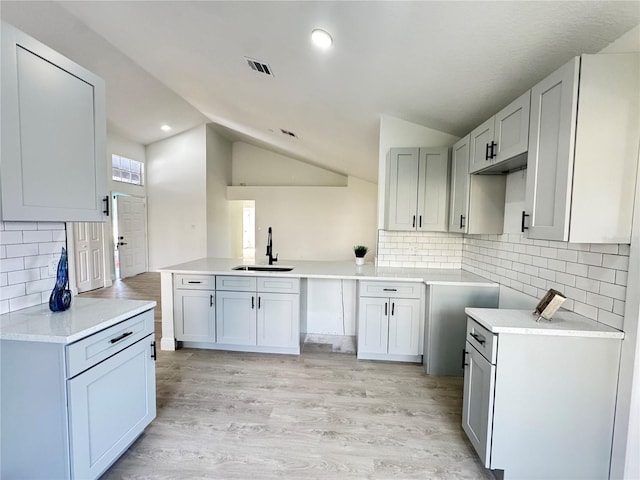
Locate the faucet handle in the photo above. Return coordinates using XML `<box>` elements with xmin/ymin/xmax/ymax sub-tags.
<box><xmin>273</xmin><ymin>254</ymin><xmax>278</xmax><ymax>263</ymax></box>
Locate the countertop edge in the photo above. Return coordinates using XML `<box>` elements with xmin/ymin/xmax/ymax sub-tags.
<box><xmin>0</xmin><ymin>300</ymin><xmax>157</xmax><ymax>344</ymax></box>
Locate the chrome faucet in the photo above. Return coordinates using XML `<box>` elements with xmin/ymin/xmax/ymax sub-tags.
<box><xmin>266</xmin><ymin>227</ymin><xmax>278</xmax><ymax>265</ymax></box>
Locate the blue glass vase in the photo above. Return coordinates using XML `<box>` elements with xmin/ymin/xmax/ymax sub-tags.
<box><xmin>49</xmin><ymin>247</ymin><xmax>72</xmax><ymax>312</ymax></box>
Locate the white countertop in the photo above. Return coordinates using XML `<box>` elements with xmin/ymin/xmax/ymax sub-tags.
<box><xmin>158</xmin><ymin>258</ymin><xmax>497</xmax><ymax>286</ymax></box>
<box><xmin>465</xmin><ymin>308</ymin><xmax>624</xmax><ymax>339</ymax></box>
<box><xmin>0</xmin><ymin>298</ymin><xmax>157</xmax><ymax>344</ymax></box>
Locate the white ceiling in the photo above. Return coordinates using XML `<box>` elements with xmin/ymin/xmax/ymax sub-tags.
<box><xmin>1</xmin><ymin>1</ymin><xmax>638</xmax><ymax>183</ymax></box>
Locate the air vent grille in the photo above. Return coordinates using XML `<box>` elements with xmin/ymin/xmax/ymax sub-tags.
<box><xmin>246</xmin><ymin>57</ymin><xmax>273</xmax><ymax>76</ymax></box>
<box><xmin>280</xmin><ymin>129</ymin><xmax>298</xmax><ymax>139</ymax></box>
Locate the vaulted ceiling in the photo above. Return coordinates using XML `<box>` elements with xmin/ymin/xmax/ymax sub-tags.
<box><xmin>1</xmin><ymin>1</ymin><xmax>638</xmax><ymax>183</ymax></box>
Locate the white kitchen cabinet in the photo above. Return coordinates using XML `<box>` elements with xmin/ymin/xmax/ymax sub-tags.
<box><xmin>448</xmin><ymin>135</ymin><xmax>506</xmax><ymax>234</ymax></box>
<box><xmin>462</xmin><ymin>312</ymin><xmax>622</xmax><ymax>479</ymax></box>
<box><xmin>1</xmin><ymin>304</ymin><xmax>156</xmax><ymax>480</ymax></box>
<box><xmin>385</xmin><ymin>147</ymin><xmax>450</xmax><ymax>232</ymax></box>
<box><xmin>524</xmin><ymin>53</ymin><xmax>639</xmax><ymax>243</ymax></box>
<box><xmin>468</xmin><ymin>91</ymin><xmax>530</xmax><ymax>174</ymax></box>
<box><xmin>0</xmin><ymin>22</ymin><xmax>107</xmax><ymax>222</ymax></box>
<box><xmin>357</xmin><ymin>281</ymin><xmax>424</xmax><ymax>362</ymax></box>
<box><xmin>174</xmin><ymin>274</ymin><xmax>216</xmax><ymax>342</ymax></box>
<box><xmin>216</xmin><ymin>290</ymin><xmax>257</xmax><ymax>345</ymax></box>
<box><xmin>257</xmin><ymin>292</ymin><xmax>300</xmax><ymax>349</ymax></box>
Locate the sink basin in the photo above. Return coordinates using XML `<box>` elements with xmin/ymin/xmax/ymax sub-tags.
<box><xmin>232</xmin><ymin>265</ymin><xmax>294</xmax><ymax>272</ymax></box>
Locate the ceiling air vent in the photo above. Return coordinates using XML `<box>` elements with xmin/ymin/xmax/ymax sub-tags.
<box><xmin>245</xmin><ymin>57</ymin><xmax>273</xmax><ymax>77</ymax></box>
<box><xmin>280</xmin><ymin>129</ymin><xmax>298</xmax><ymax>139</ymax></box>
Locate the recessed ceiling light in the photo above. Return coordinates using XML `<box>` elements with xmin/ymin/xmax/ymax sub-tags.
<box><xmin>311</xmin><ymin>29</ymin><xmax>333</xmax><ymax>49</ymax></box>
<box><xmin>160</xmin><ymin>124</ymin><xmax>171</xmax><ymax>132</ymax></box>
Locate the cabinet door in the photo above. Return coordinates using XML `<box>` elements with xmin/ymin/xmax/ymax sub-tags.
<box><xmin>494</xmin><ymin>90</ymin><xmax>530</xmax><ymax>163</ymax></box>
<box><xmin>357</xmin><ymin>297</ymin><xmax>389</xmax><ymax>355</ymax></box>
<box><xmin>462</xmin><ymin>343</ymin><xmax>495</xmax><ymax>468</ymax></box>
<box><xmin>68</xmin><ymin>336</ymin><xmax>156</xmax><ymax>480</ymax></box>
<box><xmin>216</xmin><ymin>291</ymin><xmax>257</xmax><ymax>345</ymax></box>
<box><xmin>416</xmin><ymin>147</ymin><xmax>449</xmax><ymax>232</ymax></box>
<box><xmin>449</xmin><ymin>136</ymin><xmax>470</xmax><ymax>232</ymax></box>
<box><xmin>525</xmin><ymin>57</ymin><xmax>579</xmax><ymax>241</ymax></box>
<box><xmin>256</xmin><ymin>293</ymin><xmax>300</xmax><ymax>348</ymax></box>
<box><xmin>385</xmin><ymin>148</ymin><xmax>419</xmax><ymax>230</ymax></box>
<box><xmin>468</xmin><ymin>118</ymin><xmax>495</xmax><ymax>174</ymax></box>
<box><xmin>0</xmin><ymin>23</ymin><xmax>107</xmax><ymax>222</ymax></box>
<box><xmin>387</xmin><ymin>298</ymin><xmax>421</xmax><ymax>356</ymax></box>
<box><xmin>174</xmin><ymin>289</ymin><xmax>216</xmax><ymax>342</ymax></box>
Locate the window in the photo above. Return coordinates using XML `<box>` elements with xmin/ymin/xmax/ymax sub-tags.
<box><xmin>112</xmin><ymin>154</ymin><xmax>144</xmax><ymax>185</ymax></box>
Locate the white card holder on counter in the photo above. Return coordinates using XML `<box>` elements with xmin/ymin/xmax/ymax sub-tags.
<box><xmin>533</xmin><ymin>288</ymin><xmax>566</xmax><ymax>322</ymax></box>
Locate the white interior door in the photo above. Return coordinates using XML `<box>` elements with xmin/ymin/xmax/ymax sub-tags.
<box><xmin>116</xmin><ymin>195</ymin><xmax>148</xmax><ymax>279</ymax></box>
<box><xmin>74</xmin><ymin>222</ymin><xmax>105</xmax><ymax>293</ymax></box>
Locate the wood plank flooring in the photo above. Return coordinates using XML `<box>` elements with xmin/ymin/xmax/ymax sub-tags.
<box><xmin>82</xmin><ymin>274</ymin><xmax>491</xmax><ymax>479</ymax></box>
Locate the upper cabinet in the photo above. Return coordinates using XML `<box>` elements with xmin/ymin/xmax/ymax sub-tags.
<box><xmin>385</xmin><ymin>147</ymin><xmax>450</xmax><ymax>232</ymax></box>
<box><xmin>0</xmin><ymin>22</ymin><xmax>107</xmax><ymax>222</ymax></box>
<box><xmin>469</xmin><ymin>91</ymin><xmax>530</xmax><ymax>174</ymax></box>
<box><xmin>523</xmin><ymin>54</ymin><xmax>639</xmax><ymax>243</ymax></box>
<box><xmin>448</xmin><ymin>135</ymin><xmax>505</xmax><ymax>234</ymax></box>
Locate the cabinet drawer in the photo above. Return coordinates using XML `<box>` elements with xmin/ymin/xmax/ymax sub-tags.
<box><xmin>359</xmin><ymin>281</ymin><xmax>423</xmax><ymax>299</ymax></box>
<box><xmin>466</xmin><ymin>318</ymin><xmax>497</xmax><ymax>364</ymax></box>
<box><xmin>66</xmin><ymin>309</ymin><xmax>154</xmax><ymax>378</ymax></box>
<box><xmin>216</xmin><ymin>275</ymin><xmax>257</xmax><ymax>292</ymax></box>
<box><xmin>175</xmin><ymin>274</ymin><xmax>215</xmax><ymax>290</ymax></box>
<box><xmin>257</xmin><ymin>277</ymin><xmax>300</xmax><ymax>294</ymax></box>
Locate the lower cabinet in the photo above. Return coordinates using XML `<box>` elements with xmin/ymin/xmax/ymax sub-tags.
<box><xmin>1</xmin><ymin>308</ymin><xmax>156</xmax><ymax>480</ymax></box>
<box><xmin>357</xmin><ymin>281</ymin><xmax>424</xmax><ymax>362</ymax></box>
<box><xmin>462</xmin><ymin>315</ymin><xmax>622</xmax><ymax>479</ymax></box>
<box><xmin>174</xmin><ymin>274</ymin><xmax>301</xmax><ymax>354</ymax></box>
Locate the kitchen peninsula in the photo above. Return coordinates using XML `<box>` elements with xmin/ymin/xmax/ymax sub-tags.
<box><xmin>158</xmin><ymin>258</ymin><xmax>499</xmax><ymax>365</ymax></box>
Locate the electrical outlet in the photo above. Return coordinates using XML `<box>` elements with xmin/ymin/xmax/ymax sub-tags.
<box><xmin>48</xmin><ymin>256</ymin><xmax>59</xmax><ymax>276</ymax></box>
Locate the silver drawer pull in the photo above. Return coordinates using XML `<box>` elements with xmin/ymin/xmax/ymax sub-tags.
<box><xmin>110</xmin><ymin>331</ymin><xmax>133</xmax><ymax>344</ymax></box>
<box><xmin>383</xmin><ymin>288</ymin><xmax>397</xmax><ymax>292</ymax></box>
<box><xmin>469</xmin><ymin>332</ymin><xmax>486</xmax><ymax>345</ymax></box>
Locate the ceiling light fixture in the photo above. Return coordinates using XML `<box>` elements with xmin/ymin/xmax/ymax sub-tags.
<box><xmin>160</xmin><ymin>124</ymin><xmax>171</xmax><ymax>132</ymax></box>
<box><xmin>311</xmin><ymin>29</ymin><xmax>333</xmax><ymax>49</ymax></box>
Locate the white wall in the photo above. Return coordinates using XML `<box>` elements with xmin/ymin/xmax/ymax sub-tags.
<box><xmin>205</xmin><ymin>125</ymin><xmax>234</xmax><ymax>258</ymax></box>
<box><xmin>377</xmin><ymin>115</ymin><xmax>459</xmax><ymax>228</ymax></box>
<box><xmin>232</xmin><ymin>142</ymin><xmax>347</xmax><ymax>187</ymax></box>
<box><xmin>228</xmin><ymin>176</ymin><xmax>377</xmax><ymax>262</ymax></box>
<box><xmin>146</xmin><ymin>125</ymin><xmax>207</xmax><ymax>270</ymax></box>
<box><xmin>600</xmin><ymin>23</ymin><xmax>640</xmax><ymax>480</ymax></box>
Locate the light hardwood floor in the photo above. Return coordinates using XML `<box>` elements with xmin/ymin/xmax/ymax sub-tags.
<box><xmin>82</xmin><ymin>274</ymin><xmax>491</xmax><ymax>479</ymax></box>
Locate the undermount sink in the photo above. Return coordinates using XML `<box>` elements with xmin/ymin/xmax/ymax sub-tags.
<box><xmin>232</xmin><ymin>265</ymin><xmax>294</xmax><ymax>272</ymax></box>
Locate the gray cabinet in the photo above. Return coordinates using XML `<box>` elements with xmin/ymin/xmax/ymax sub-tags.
<box><xmin>216</xmin><ymin>290</ymin><xmax>257</xmax><ymax>345</ymax></box>
<box><xmin>448</xmin><ymin>135</ymin><xmax>506</xmax><ymax>234</ymax></box>
<box><xmin>468</xmin><ymin>91</ymin><xmax>530</xmax><ymax>174</ymax></box>
<box><xmin>424</xmin><ymin>284</ymin><xmax>498</xmax><ymax>376</ymax></box>
<box><xmin>524</xmin><ymin>53</ymin><xmax>639</xmax><ymax>243</ymax></box>
<box><xmin>386</xmin><ymin>147</ymin><xmax>450</xmax><ymax>232</ymax></box>
<box><xmin>0</xmin><ymin>22</ymin><xmax>107</xmax><ymax>222</ymax></box>
<box><xmin>1</xmin><ymin>309</ymin><xmax>156</xmax><ymax>479</ymax></box>
<box><xmin>357</xmin><ymin>281</ymin><xmax>424</xmax><ymax>362</ymax></box>
<box><xmin>257</xmin><ymin>292</ymin><xmax>300</xmax><ymax>349</ymax></box>
<box><xmin>462</xmin><ymin>315</ymin><xmax>622</xmax><ymax>478</ymax></box>
<box><xmin>174</xmin><ymin>274</ymin><xmax>216</xmax><ymax>342</ymax></box>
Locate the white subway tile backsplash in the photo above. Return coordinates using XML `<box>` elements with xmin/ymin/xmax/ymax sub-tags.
<box><xmin>556</xmin><ymin>249</ymin><xmax>578</xmax><ymax>262</ymax></box>
<box><xmin>576</xmin><ymin>276</ymin><xmax>600</xmax><ymax>293</ymax></box>
<box><xmin>566</xmin><ymin>262</ymin><xmax>588</xmax><ymax>277</ymax></box>
<box><xmin>619</xmin><ymin>244</ymin><xmax>631</xmax><ymax>255</ymax></box>
<box><xmin>0</xmin><ymin>221</ymin><xmax>66</xmax><ymax>313</ymax></box>
<box><xmin>589</xmin><ymin>244</ymin><xmax>619</xmax><ymax>254</ymax></box>
<box><xmin>599</xmin><ymin>282</ymin><xmax>626</xmax><ymax>301</ymax></box>
<box><xmin>377</xmin><ymin>230</ymin><xmax>463</xmax><ymax>268</ymax></box>
<box><xmin>616</xmin><ymin>270</ymin><xmax>628</xmax><ymax>286</ymax></box>
<box><xmin>573</xmin><ymin>301</ymin><xmax>598</xmax><ymax>320</ymax></box>
<box><xmin>588</xmin><ymin>266</ymin><xmax>616</xmax><ymax>283</ymax></box>
<box><xmin>586</xmin><ymin>292</ymin><xmax>614</xmax><ymax>311</ymax></box>
<box><xmin>602</xmin><ymin>254</ymin><xmax>628</xmax><ymax>271</ymax></box>
<box><xmin>597</xmin><ymin>310</ymin><xmax>624</xmax><ymax>330</ymax></box>
<box><xmin>0</xmin><ymin>231</ymin><xmax>24</xmax><ymax>245</ymax></box>
<box><xmin>577</xmin><ymin>251</ymin><xmax>603</xmax><ymax>266</ymax></box>
<box><xmin>613</xmin><ymin>299</ymin><xmax>626</xmax><ymax>316</ymax></box>
<box><xmin>547</xmin><ymin>259</ymin><xmax>567</xmax><ymax>272</ymax></box>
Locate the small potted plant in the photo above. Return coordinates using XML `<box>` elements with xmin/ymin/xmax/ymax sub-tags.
<box><xmin>353</xmin><ymin>245</ymin><xmax>368</xmax><ymax>265</ymax></box>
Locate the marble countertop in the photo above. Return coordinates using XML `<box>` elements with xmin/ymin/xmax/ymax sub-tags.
<box><xmin>0</xmin><ymin>298</ymin><xmax>157</xmax><ymax>344</ymax></box>
<box><xmin>158</xmin><ymin>258</ymin><xmax>497</xmax><ymax>286</ymax></box>
<box><xmin>465</xmin><ymin>308</ymin><xmax>624</xmax><ymax>339</ymax></box>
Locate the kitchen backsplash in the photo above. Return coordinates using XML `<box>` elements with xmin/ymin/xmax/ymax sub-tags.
<box><xmin>377</xmin><ymin>230</ymin><xmax>464</xmax><ymax>268</ymax></box>
<box><xmin>377</xmin><ymin>229</ymin><xmax>629</xmax><ymax>330</ymax></box>
<box><xmin>0</xmin><ymin>221</ymin><xmax>67</xmax><ymax>314</ymax></box>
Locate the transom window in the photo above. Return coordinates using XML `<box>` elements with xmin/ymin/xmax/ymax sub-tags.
<box><xmin>112</xmin><ymin>154</ymin><xmax>143</xmax><ymax>185</ymax></box>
